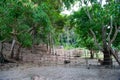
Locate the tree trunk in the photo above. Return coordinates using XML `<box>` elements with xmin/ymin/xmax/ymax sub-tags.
<box><xmin>10</xmin><ymin>48</ymin><xmax>15</xmax><ymax>58</ymax></box>
<box><xmin>10</xmin><ymin>39</ymin><xmax>16</xmax><ymax>58</ymax></box>
<box><xmin>49</xmin><ymin>33</ymin><xmax>52</xmax><ymax>54</ymax></box>
<box><xmin>90</xmin><ymin>49</ymin><xmax>94</xmax><ymax>59</ymax></box>
<box><xmin>101</xmin><ymin>26</ymin><xmax>113</xmax><ymax>65</ymax></box>
<box><xmin>0</xmin><ymin>42</ymin><xmax>5</xmax><ymax>63</ymax></box>
<box><xmin>103</xmin><ymin>49</ymin><xmax>112</xmax><ymax>65</ymax></box>
<box><xmin>32</xmin><ymin>24</ymin><xmax>37</xmax><ymax>54</ymax></box>
<box><xmin>15</xmin><ymin>45</ymin><xmax>21</xmax><ymax>61</ymax></box>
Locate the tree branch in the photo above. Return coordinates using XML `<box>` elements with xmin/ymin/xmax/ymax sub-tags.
<box><xmin>84</xmin><ymin>0</ymin><xmax>92</xmax><ymax>21</ymax></box>
<box><xmin>110</xmin><ymin>47</ymin><xmax>120</xmax><ymax>65</ymax></box>
<box><xmin>107</xmin><ymin>16</ymin><xmax>113</xmax><ymax>42</ymax></box>
<box><xmin>110</xmin><ymin>26</ymin><xmax>120</xmax><ymax>44</ymax></box>
<box><xmin>90</xmin><ymin>29</ymin><xmax>103</xmax><ymax>51</ymax></box>
<box><xmin>102</xmin><ymin>26</ymin><xmax>107</xmax><ymax>49</ymax></box>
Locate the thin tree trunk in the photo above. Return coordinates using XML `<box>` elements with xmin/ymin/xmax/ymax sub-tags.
<box><xmin>10</xmin><ymin>39</ymin><xmax>16</xmax><ymax>58</ymax></box>
<box><xmin>15</xmin><ymin>45</ymin><xmax>22</xmax><ymax>61</ymax></box>
<box><xmin>90</xmin><ymin>49</ymin><xmax>94</xmax><ymax>59</ymax></box>
<box><xmin>0</xmin><ymin>42</ymin><xmax>5</xmax><ymax>63</ymax></box>
<box><xmin>32</xmin><ymin>23</ymin><xmax>37</xmax><ymax>54</ymax></box>
<box><xmin>49</xmin><ymin>33</ymin><xmax>52</xmax><ymax>54</ymax></box>
<box><xmin>47</xmin><ymin>34</ymin><xmax>50</xmax><ymax>54</ymax></box>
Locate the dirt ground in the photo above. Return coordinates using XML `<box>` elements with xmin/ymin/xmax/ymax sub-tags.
<box><xmin>0</xmin><ymin>64</ymin><xmax>120</xmax><ymax>80</ymax></box>
<box><xmin>0</xmin><ymin>44</ymin><xmax>120</xmax><ymax>80</ymax></box>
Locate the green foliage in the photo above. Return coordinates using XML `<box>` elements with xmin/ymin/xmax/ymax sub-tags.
<box><xmin>63</xmin><ymin>0</ymin><xmax>76</xmax><ymax>9</ymax></box>
<box><xmin>17</xmin><ymin>33</ymin><xmax>32</xmax><ymax>47</ymax></box>
<box><xmin>70</xmin><ymin>0</ymin><xmax>120</xmax><ymax>50</ymax></box>
<box><xmin>17</xmin><ymin>24</ymin><xmax>30</xmax><ymax>32</ymax></box>
<box><xmin>0</xmin><ymin>0</ymin><xmax>65</xmax><ymax>46</ymax></box>
<box><xmin>0</xmin><ymin>25</ymin><xmax>12</xmax><ymax>41</ymax></box>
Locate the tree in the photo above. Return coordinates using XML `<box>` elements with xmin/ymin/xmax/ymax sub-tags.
<box><xmin>0</xmin><ymin>0</ymin><xmax>76</xmax><ymax>62</ymax></box>
<box><xmin>0</xmin><ymin>0</ymin><xmax>53</xmax><ymax>61</ymax></box>
<box><xmin>70</xmin><ymin>0</ymin><xmax>120</xmax><ymax>65</ymax></box>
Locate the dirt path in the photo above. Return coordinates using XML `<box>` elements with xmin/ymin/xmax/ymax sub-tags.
<box><xmin>0</xmin><ymin>64</ymin><xmax>120</xmax><ymax>80</ymax></box>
